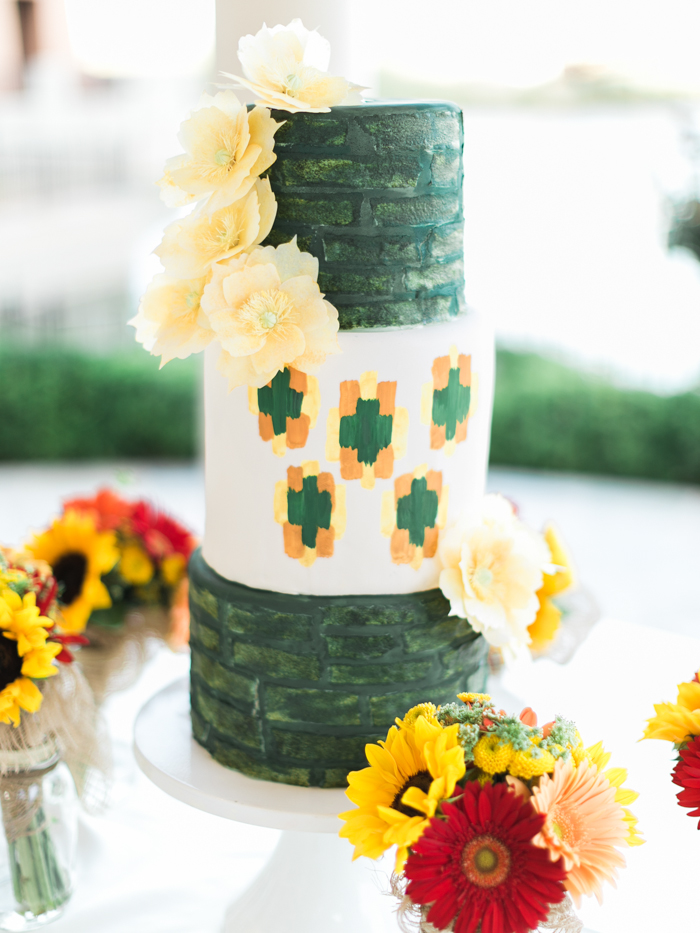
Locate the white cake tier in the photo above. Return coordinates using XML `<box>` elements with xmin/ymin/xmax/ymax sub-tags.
<box><xmin>202</xmin><ymin>312</ymin><xmax>494</xmax><ymax>596</ymax></box>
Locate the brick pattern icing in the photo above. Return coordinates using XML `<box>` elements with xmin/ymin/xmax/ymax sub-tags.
<box><xmin>263</xmin><ymin>102</ymin><xmax>465</xmax><ymax>329</ymax></box>
<box><xmin>189</xmin><ymin>550</ymin><xmax>488</xmax><ymax>787</ymax></box>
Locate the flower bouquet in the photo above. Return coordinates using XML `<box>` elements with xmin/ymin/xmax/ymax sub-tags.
<box><xmin>0</xmin><ymin>551</ymin><xmax>107</xmax><ymax>926</ymax></box>
<box><xmin>643</xmin><ymin>669</ymin><xmax>700</xmax><ymax>826</ymax></box>
<box><xmin>25</xmin><ymin>489</ymin><xmax>196</xmax><ymax>702</ymax></box>
<box><xmin>340</xmin><ymin>693</ymin><xmax>642</xmax><ymax>933</ymax></box>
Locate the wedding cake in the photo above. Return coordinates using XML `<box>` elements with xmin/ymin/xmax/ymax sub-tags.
<box><xmin>132</xmin><ymin>21</ymin><xmax>496</xmax><ymax>787</ymax></box>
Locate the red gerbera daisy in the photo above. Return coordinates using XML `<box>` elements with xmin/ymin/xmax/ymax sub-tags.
<box><xmin>672</xmin><ymin>734</ymin><xmax>700</xmax><ymax>828</ymax></box>
<box><xmin>129</xmin><ymin>501</ymin><xmax>195</xmax><ymax>560</ymax></box>
<box><xmin>404</xmin><ymin>781</ymin><xmax>567</xmax><ymax>933</ymax></box>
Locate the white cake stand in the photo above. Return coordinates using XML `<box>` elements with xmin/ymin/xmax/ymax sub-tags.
<box><xmin>133</xmin><ymin>678</ymin><xmax>397</xmax><ymax>932</ymax></box>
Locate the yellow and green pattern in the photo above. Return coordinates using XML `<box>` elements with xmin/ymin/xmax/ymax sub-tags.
<box><xmin>249</xmin><ymin>367</ymin><xmax>320</xmax><ymax>457</ymax></box>
<box><xmin>421</xmin><ymin>346</ymin><xmax>477</xmax><ymax>456</ymax></box>
<box><xmin>380</xmin><ymin>464</ymin><xmax>449</xmax><ymax>569</ymax></box>
<box><xmin>274</xmin><ymin>461</ymin><xmax>346</xmax><ymax>567</ymax></box>
<box><xmin>326</xmin><ymin>371</ymin><xmax>408</xmax><ymax>489</ymax></box>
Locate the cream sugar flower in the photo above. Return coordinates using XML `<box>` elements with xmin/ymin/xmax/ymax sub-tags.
<box><xmin>129</xmin><ymin>273</ymin><xmax>214</xmax><ymax>365</ymax></box>
<box><xmin>438</xmin><ymin>494</ymin><xmax>553</xmax><ymax>654</ymax></box>
<box><xmin>157</xmin><ymin>91</ymin><xmax>282</xmax><ymax>212</ymax></box>
<box><xmin>201</xmin><ymin>238</ymin><xmax>340</xmax><ymax>390</ymax></box>
<box><xmin>155</xmin><ymin>177</ymin><xmax>276</xmax><ymax>279</ymax></box>
<box><xmin>223</xmin><ymin>19</ymin><xmax>364</xmax><ymax>114</ymax></box>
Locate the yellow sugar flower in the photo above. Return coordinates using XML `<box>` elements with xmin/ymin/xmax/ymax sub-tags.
<box><xmin>339</xmin><ymin>717</ymin><xmax>465</xmax><ymax>871</ymax></box>
<box><xmin>157</xmin><ymin>91</ymin><xmax>282</xmax><ymax>211</ymax></box>
<box><xmin>119</xmin><ymin>544</ymin><xmax>154</xmax><ymax>586</ymax></box>
<box><xmin>155</xmin><ymin>178</ymin><xmax>276</xmax><ymax>280</ymax></box>
<box><xmin>27</xmin><ymin>510</ymin><xmax>119</xmax><ymax>634</ymax></box>
<box><xmin>528</xmin><ymin>596</ymin><xmax>562</xmax><ymax>653</ymax></box>
<box><xmin>223</xmin><ymin>19</ymin><xmax>364</xmax><ymax>114</ymax></box>
<box><xmin>130</xmin><ymin>272</ymin><xmax>214</xmax><ymax>366</ymax></box>
<box><xmin>539</xmin><ymin>525</ymin><xmax>575</xmax><ymax>597</ymax></box>
<box><xmin>398</xmin><ymin>703</ymin><xmax>440</xmax><ymax>731</ymax></box>
<box><xmin>202</xmin><ymin>238</ymin><xmax>340</xmax><ymax>390</ymax></box>
<box><xmin>587</xmin><ymin>741</ymin><xmax>644</xmax><ymax>847</ymax></box>
<box><xmin>0</xmin><ymin>590</ymin><xmax>61</xmax><ymax>727</ymax></box>
<box><xmin>473</xmin><ymin>733</ymin><xmax>515</xmax><ymax>774</ymax></box>
<box><xmin>438</xmin><ymin>494</ymin><xmax>551</xmax><ymax>654</ymax></box>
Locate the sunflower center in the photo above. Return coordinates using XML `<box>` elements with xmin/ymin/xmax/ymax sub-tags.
<box><xmin>461</xmin><ymin>834</ymin><xmax>511</xmax><ymax>888</ymax></box>
<box><xmin>53</xmin><ymin>552</ymin><xmax>88</xmax><ymax>606</ymax></box>
<box><xmin>0</xmin><ymin>637</ymin><xmax>23</xmax><ymax>691</ymax></box>
<box><xmin>391</xmin><ymin>770</ymin><xmax>433</xmax><ymax>818</ymax></box>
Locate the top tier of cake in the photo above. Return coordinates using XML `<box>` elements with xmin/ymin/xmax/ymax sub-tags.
<box><xmin>263</xmin><ymin>101</ymin><xmax>465</xmax><ymax>330</ymax></box>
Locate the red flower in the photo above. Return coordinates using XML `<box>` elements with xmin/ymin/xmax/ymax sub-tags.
<box><xmin>63</xmin><ymin>488</ymin><xmax>133</xmax><ymax>532</ymax></box>
<box><xmin>404</xmin><ymin>781</ymin><xmax>567</xmax><ymax>933</ymax></box>
<box><xmin>129</xmin><ymin>501</ymin><xmax>195</xmax><ymax>560</ymax></box>
<box><xmin>673</xmin><ymin>734</ymin><xmax>700</xmax><ymax>828</ymax></box>
<box><xmin>47</xmin><ymin>630</ymin><xmax>90</xmax><ymax>664</ymax></box>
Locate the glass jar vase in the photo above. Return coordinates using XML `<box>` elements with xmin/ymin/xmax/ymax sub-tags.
<box><xmin>0</xmin><ymin>742</ymin><xmax>78</xmax><ymax>930</ymax></box>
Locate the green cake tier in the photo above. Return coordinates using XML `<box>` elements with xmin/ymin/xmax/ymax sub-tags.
<box><xmin>262</xmin><ymin>101</ymin><xmax>465</xmax><ymax>331</ymax></box>
<box><xmin>189</xmin><ymin>550</ymin><xmax>488</xmax><ymax>787</ymax></box>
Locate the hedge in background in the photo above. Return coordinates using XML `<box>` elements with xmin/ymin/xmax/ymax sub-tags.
<box><xmin>491</xmin><ymin>350</ymin><xmax>700</xmax><ymax>483</ymax></box>
<box><xmin>0</xmin><ymin>347</ymin><xmax>198</xmax><ymax>460</ymax></box>
<box><xmin>2</xmin><ymin>346</ymin><xmax>700</xmax><ymax>484</ymax></box>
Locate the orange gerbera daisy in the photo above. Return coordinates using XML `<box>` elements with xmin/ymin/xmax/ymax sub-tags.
<box><xmin>530</xmin><ymin>759</ymin><xmax>628</xmax><ymax>907</ymax></box>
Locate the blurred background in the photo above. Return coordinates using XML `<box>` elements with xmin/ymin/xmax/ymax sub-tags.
<box><xmin>3</xmin><ymin>0</ymin><xmax>700</xmax><ymax>632</ymax></box>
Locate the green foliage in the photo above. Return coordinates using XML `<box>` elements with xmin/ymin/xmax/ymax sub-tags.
<box><xmin>491</xmin><ymin>350</ymin><xmax>700</xmax><ymax>484</ymax></box>
<box><xmin>0</xmin><ymin>346</ymin><xmax>198</xmax><ymax>460</ymax></box>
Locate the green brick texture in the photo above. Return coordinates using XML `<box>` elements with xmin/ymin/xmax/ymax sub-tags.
<box><xmin>189</xmin><ymin>550</ymin><xmax>488</xmax><ymax>788</ymax></box>
<box><xmin>261</xmin><ymin>101</ymin><xmax>466</xmax><ymax>330</ymax></box>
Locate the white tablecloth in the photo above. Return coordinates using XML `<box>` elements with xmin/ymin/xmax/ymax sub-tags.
<box><xmin>44</xmin><ymin>617</ymin><xmax>699</xmax><ymax>933</ymax></box>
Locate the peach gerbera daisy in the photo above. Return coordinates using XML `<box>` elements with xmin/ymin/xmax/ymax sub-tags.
<box><xmin>530</xmin><ymin>759</ymin><xmax>628</xmax><ymax>907</ymax></box>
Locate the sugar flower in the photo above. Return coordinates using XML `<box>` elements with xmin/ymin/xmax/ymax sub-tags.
<box><xmin>223</xmin><ymin>19</ymin><xmax>364</xmax><ymax>114</ymax></box>
<box><xmin>201</xmin><ymin>237</ymin><xmax>340</xmax><ymax>390</ymax></box>
<box><xmin>438</xmin><ymin>494</ymin><xmax>553</xmax><ymax>654</ymax></box>
<box><xmin>130</xmin><ymin>273</ymin><xmax>214</xmax><ymax>366</ymax></box>
<box><xmin>155</xmin><ymin>177</ymin><xmax>276</xmax><ymax>279</ymax></box>
<box><xmin>531</xmin><ymin>759</ymin><xmax>629</xmax><ymax>907</ymax></box>
<box><xmin>157</xmin><ymin>91</ymin><xmax>282</xmax><ymax>212</ymax></box>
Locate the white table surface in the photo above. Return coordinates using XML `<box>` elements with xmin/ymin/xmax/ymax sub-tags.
<box><xmin>23</xmin><ymin>615</ymin><xmax>700</xmax><ymax>933</ymax></box>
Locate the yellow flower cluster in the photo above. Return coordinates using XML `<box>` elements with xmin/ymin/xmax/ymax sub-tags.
<box><xmin>643</xmin><ymin>672</ymin><xmax>700</xmax><ymax>745</ymax></box>
<box><xmin>0</xmin><ymin>588</ymin><xmax>61</xmax><ymax>726</ymax></box>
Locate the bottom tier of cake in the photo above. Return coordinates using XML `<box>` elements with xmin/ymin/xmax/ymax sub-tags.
<box><xmin>188</xmin><ymin>550</ymin><xmax>488</xmax><ymax>788</ymax></box>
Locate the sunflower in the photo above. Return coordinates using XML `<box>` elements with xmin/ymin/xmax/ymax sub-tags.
<box><xmin>672</xmin><ymin>734</ymin><xmax>700</xmax><ymax>827</ymax></box>
<box><xmin>27</xmin><ymin>510</ymin><xmax>119</xmax><ymax>634</ymax></box>
<box><xmin>339</xmin><ymin>717</ymin><xmax>465</xmax><ymax>870</ymax></box>
<box><xmin>404</xmin><ymin>781</ymin><xmax>567</xmax><ymax>933</ymax></box>
<box><xmin>0</xmin><ymin>588</ymin><xmax>61</xmax><ymax>726</ymax></box>
<box><xmin>643</xmin><ymin>672</ymin><xmax>700</xmax><ymax>745</ymax></box>
<box><xmin>530</xmin><ymin>759</ymin><xmax>629</xmax><ymax>907</ymax></box>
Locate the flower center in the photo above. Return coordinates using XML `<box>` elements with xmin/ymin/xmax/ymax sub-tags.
<box><xmin>0</xmin><ymin>637</ymin><xmax>23</xmax><ymax>692</ymax></box>
<box><xmin>214</xmin><ymin>148</ymin><xmax>232</xmax><ymax>166</ymax></box>
<box><xmin>53</xmin><ymin>552</ymin><xmax>88</xmax><ymax>606</ymax></box>
<box><xmin>473</xmin><ymin>566</ymin><xmax>493</xmax><ymax>589</ymax></box>
<box><xmin>549</xmin><ymin>805</ymin><xmax>588</xmax><ymax>848</ymax></box>
<box><xmin>391</xmin><ymin>770</ymin><xmax>433</xmax><ymax>818</ymax></box>
<box><xmin>239</xmin><ymin>289</ymin><xmax>296</xmax><ymax>335</ymax></box>
<box><xmin>185</xmin><ymin>289</ymin><xmax>200</xmax><ymax>310</ymax></box>
<box><xmin>461</xmin><ymin>834</ymin><xmax>511</xmax><ymax>888</ymax></box>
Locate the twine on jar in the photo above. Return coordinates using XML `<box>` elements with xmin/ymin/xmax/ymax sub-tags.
<box><xmin>0</xmin><ymin>758</ymin><xmax>58</xmax><ymax>844</ymax></box>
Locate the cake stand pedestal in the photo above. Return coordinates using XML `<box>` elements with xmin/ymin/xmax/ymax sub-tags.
<box><xmin>133</xmin><ymin>679</ymin><xmax>396</xmax><ymax>933</ymax></box>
